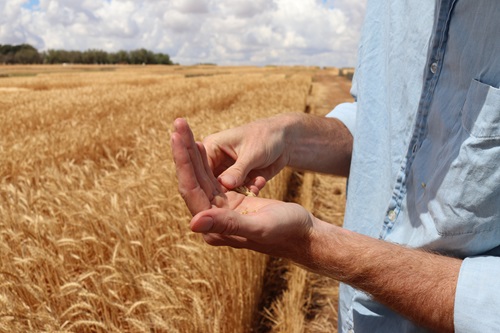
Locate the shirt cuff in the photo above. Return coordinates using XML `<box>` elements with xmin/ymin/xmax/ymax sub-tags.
<box><xmin>454</xmin><ymin>256</ymin><xmax>500</xmax><ymax>332</ymax></box>
<box><xmin>325</xmin><ymin>102</ymin><xmax>357</xmax><ymax>136</ymax></box>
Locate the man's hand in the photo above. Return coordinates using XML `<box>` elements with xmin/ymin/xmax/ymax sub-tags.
<box><xmin>202</xmin><ymin>113</ymin><xmax>354</xmax><ymax>189</ymax></box>
<box><xmin>171</xmin><ymin>118</ymin><xmax>230</xmax><ymax>215</ymax></box>
<box><xmin>202</xmin><ymin>115</ymin><xmax>291</xmax><ymax>191</ymax></box>
<box><xmin>190</xmin><ymin>201</ymin><xmax>315</xmax><ymax>259</ymax></box>
<box><xmin>171</xmin><ymin>118</ymin><xmax>315</xmax><ymax>259</ymax></box>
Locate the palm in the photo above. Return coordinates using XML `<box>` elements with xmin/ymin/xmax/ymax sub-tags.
<box><xmin>196</xmin><ymin>194</ymin><xmax>313</xmax><ymax>258</ymax></box>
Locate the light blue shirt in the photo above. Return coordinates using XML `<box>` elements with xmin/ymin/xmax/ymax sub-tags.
<box><xmin>328</xmin><ymin>1</ymin><xmax>500</xmax><ymax>332</ymax></box>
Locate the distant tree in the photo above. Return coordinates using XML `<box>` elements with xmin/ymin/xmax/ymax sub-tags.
<box><xmin>82</xmin><ymin>49</ymin><xmax>109</xmax><ymax>64</ymax></box>
<box><xmin>0</xmin><ymin>43</ymin><xmax>41</xmax><ymax>64</ymax></box>
<box><xmin>0</xmin><ymin>44</ymin><xmax>16</xmax><ymax>64</ymax></box>
<box><xmin>44</xmin><ymin>49</ymin><xmax>64</xmax><ymax>64</ymax></box>
<box><xmin>129</xmin><ymin>48</ymin><xmax>157</xmax><ymax>64</ymax></box>
<box><xmin>67</xmin><ymin>50</ymin><xmax>83</xmax><ymax>64</ymax></box>
<box><xmin>0</xmin><ymin>44</ymin><xmax>14</xmax><ymax>55</ymax></box>
<box><xmin>0</xmin><ymin>44</ymin><xmax>174</xmax><ymax>65</ymax></box>
<box><xmin>44</xmin><ymin>49</ymin><xmax>85</xmax><ymax>64</ymax></box>
<box><xmin>108</xmin><ymin>50</ymin><xmax>130</xmax><ymax>64</ymax></box>
<box><xmin>14</xmin><ymin>45</ymin><xmax>41</xmax><ymax>64</ymax></box>
<box><xmin>154</xmin><ymin>52</ymin><xmax>173</xmax><ymax>65</ymax></box>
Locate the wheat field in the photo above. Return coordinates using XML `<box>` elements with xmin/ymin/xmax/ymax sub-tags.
<box><xmin>0</xmin><ymin>65</ymin><xmax>351</xmax><ymax>333</ymax></box>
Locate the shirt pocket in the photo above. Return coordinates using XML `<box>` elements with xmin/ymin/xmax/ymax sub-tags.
<box><xmin>461</xmin><ymin>78</ymin><xmax>500</xmax><ymax>138</ymax></box>
<box><xmin>431</xmin><ymin>79</ymin><xmax>500</xmax><ymax>239</ymax></box>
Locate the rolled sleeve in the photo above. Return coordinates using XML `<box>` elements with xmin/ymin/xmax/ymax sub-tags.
<box><xmin>326</xmin><ymin>102</ymin><xmax>357</xmax><ymax>136</ymax></box>
<box><xmin>454</xmin><ymin>256</ymin><xmax>500</xmax><ymax>332</ymax></box>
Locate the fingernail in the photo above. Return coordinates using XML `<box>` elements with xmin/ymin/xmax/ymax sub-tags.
<box><xmin>219</xmin><ymin>174</ymin><xmax>236</xmax><ymax>188</ymax></box>
<box><xmin>193</xmin><ymin>216</ymin><xmax>213</xmax><ymax>233</ymax></box>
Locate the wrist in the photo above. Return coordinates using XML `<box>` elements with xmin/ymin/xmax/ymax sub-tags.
<box><xmin>279</xmin><ymin>112</ymin><xmax>310</xmax><ymax>167</ymax></box>
<box><xmin>264</xmin><ymin>112</ymin><xmax>306</xmax><ymax>167</ymax></box>
<box><xmin>300</xmin><ymin>217</ymin><xmax>359</xmax><ymax>282</ymax></box>
<box><xmin>276</xmin><ymin>113</ymin><xmax>353</xmax><ymax>175</ymax></box>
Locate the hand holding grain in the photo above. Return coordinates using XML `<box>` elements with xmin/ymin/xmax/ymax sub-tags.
<box><xmin>202</xmin><ymin>115</ymin><xmax>291</xmax><ymax>191</ymax></box>
<box><xmin>171</xmin><ymin>118</ymin><xmax>315</xmax><ymax>259</ymax></box>
<box><xmin>171</xmin><ymin>118</ymin><xmax>258</xmax><ymax>215</ymax></box>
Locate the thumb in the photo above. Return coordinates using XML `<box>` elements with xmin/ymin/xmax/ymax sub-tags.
<box><xmin>190</xmin><ymin>208</ymin><xmax>259</xmax><ymax>238</ymax></box>
<box><xmin>217</xmin><ymin>159</ymin><xmax>253</xmax><ymax>189</ymax></box>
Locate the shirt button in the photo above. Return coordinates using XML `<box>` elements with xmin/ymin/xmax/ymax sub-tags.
<box><xmin>430</xmin><ymin>62</ymin><xmax>438</xmax><ymax>74</ymax></box>
<box><xmin>412</xmin><ymin>143</ymin><xmax>418</xmax><ymax>153</ymax></box>
<box><xmin>388</xmin><ymin>210</ymin><xmax>397</xmax><ymax>222</ymax></box>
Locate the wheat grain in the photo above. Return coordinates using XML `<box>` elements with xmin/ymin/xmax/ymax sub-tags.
<box><xmin>233</xmin><ymin>185</ymin><xmax>256</xmax><ymax>197</ymax></box>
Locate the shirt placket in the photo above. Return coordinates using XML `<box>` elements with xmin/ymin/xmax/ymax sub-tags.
<box><xmin>378</xmin><ymin>0</ymin><xmax>458</xmax><ymax>240</ymax></box>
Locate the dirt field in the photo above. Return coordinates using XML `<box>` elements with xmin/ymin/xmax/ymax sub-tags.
<box><xmin>0</xmin><ymin>65</ymin><xmax>353</xmax><ymax>333</ymax></box>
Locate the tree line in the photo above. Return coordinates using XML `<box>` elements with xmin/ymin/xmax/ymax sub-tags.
<box><xmin>0</xmin><ymin>44</ymin><xmax>174</xmax><ymax>65</ymax></box>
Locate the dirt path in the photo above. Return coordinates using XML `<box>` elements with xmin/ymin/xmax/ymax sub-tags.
<box><xmin>309</xmin><ymin>68</ymin><xmax>354</xmax><ymax>116</ymax></box>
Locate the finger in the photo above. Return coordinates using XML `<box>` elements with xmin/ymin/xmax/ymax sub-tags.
<box><xmin>201</xmin><ymin>233</ymin><xmax>279</xmax><ymax>257</ymax></box>
<box><xmin>174</xmin><ymin>119</ymin><xmax>213</xmax><ymax>193</ymax></box>
<box><xmin>190</xmin><ymin>208</ymin><xmax>261</xmax><ymax>239</ymax></box>
<box><xmin>218</xmin><ymin>154</ymin><xmax>285</xmax><ymax>190</ymax></box>
<box><xmin>203</xmin><ymin>132</ymin><xmax>273</xmax><ymax>190</ymax></box>
<box><xmin>171</xmin><ymin>132</ymin><xmax>211</xmax><ymax>215</ymax></box>
<box><xmin>203</xmin><ymin>137</ymin><xmax>234</xmax><ymax>176</ymax></box>
<box><xmin>197</xmin><ymin>142</ymin><xmax>228</xmax><ymax>207</ymax></box>
<box><xmin>202</xmin><ymin>233</ymin><xmax>251</xmax><ymax>247</ymax></box>
<box><xmin>174</xmin><ymin>118</ymin><xmax>223</xmax><ymax>201</ymax></box>
<box><xmin>201</xmin><ymin>233</ymin><xmax>265</xmax><ymax>250</ymax></box>
<box><xmin>232</xmin><ymin>175</ymin><xmax>266</xmax><ymax>197</ymax></box>
<box><xmin>248</xmin><ymin>158</ymin><xmax>286</xmax><ymax>183</ymax></box>
<box><xmin>196</xmin><ymin>142</ymin><xmax>225</xmax><ymax>194</ymax></box>
<box><xmin>244</xmin><ymin>175</ymin><xmax>267</xmax><ymax>195</ymax></box>
<box><xmin>217</xmin><ymin>157</ymin><xmax>258</xmax><ymax>189</ymax></box>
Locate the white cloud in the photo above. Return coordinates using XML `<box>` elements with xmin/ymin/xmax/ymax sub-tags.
<box><xmin>171</xmin><ymin>0</ymin><xmax>210</xmax><ymax>14</ymax></box>
<box><xmin>221</xmin><ymin>0</ymin><xmax>277</xmax><ymax>19</ymax></box>
<box><xmin>1</xmin><ymin>0</ymin><xmax>366</xmax><ymax>66</ymax></box>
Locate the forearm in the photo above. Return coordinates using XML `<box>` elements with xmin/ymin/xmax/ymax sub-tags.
<box><xmin>301</xmin><ymin>220</ymin><xmax>461</xmax><ymax>333</ymax></box>
<box><xmin>281</xmin><ymin>113</ymin><xmax>353</xmax><ymax>177</ymax></box>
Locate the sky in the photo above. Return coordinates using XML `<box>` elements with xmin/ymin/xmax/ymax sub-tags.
<box><xmin>1</xmin><ymin>0</ymin><xmax>367</xmax><ymax>67</ymax></box>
